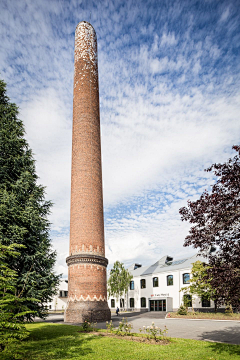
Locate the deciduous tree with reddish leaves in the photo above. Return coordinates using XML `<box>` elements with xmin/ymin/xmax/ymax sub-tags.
<box><xmin>179</xmin><ymin>145</ymin><xmax>240</xmax><ymax>310</ymax></box>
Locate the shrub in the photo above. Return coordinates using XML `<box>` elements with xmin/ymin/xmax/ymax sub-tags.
<box><xmin>225</xmin><ymin>305</ymin><xmax>233</xmax><ymax>316</ymax></box>
<box><xmin>116</xmin><ymin>317</ymin><xmax>133</xmax><ymax>336</ymax></box>
<box><xmin>80</xmin><ymin>320</ymin><xmax>97</xmax><ymax>332</ymax></box>
<box><xmin>141</xmin><ymin>323</ymin><xmax>168</xmax><ymax>341</ymax></box>
<box><xmin>106</xmin><ymin>320</ymin><xmax>115</xmax><ymax>333</ymax></box>
<box><xmin>177</xmin><ymin>305</ymin><xmax>188</xmax><ymax>315</ymax></box>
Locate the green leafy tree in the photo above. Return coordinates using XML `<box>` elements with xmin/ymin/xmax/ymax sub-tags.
<box><xmin>181</xmin><ymin>261</ymin><xmax>219</xmax><ymax>311</ymax></box>
<box><xmin>108</xmin><ymin>261</ymin><xmax>133</xmax><ymax>308</ymax></box>
<box><xmin>0</xmin><ymin>79</ymin><xmax>60</xmax><ymax>320</ymax></box>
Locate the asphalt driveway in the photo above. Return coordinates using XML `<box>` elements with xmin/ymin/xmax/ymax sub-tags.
<box><xmin>36</xmin><ymin>312</ymin><xmax>240</xmax><ymax>345</ymax></box>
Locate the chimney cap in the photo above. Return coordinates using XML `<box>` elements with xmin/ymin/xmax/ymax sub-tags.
<box><xmin>76</xmin><ymin>21</ymin><xmax>95</xmax><ymax>31</ymax></box>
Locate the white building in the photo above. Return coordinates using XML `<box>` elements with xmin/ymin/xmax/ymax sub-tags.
<box><xmin>48</xmin><ymin>251</ymin><xmax>219</xmax><ymax>313</ymax></box>
<box><xmin>107</xmin><ymin>252</ymin><xmax>217</xmax><ymax>312</ymax></box>
<box><xmin>47</xmin><ymin>280</ymin><xmax>68</xmax><ymax>311</ymax></box>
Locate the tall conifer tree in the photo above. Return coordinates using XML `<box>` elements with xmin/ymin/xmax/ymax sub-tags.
<box><xmin>0</xmin><ymin>79</ymin><xmax>60</xmax><ymax>319</ymax></box>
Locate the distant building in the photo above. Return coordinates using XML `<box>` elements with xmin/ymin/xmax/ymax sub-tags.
<box><xmin>49</xmin><ymin>250</ymin><xmax>221</xmax><ymax>313</ymax></box>
<box><xmin>108</xmin><ymin>250</ymin><xmax>219</xmax><ymax>312</ymax></box>
<box><xmin>47</xmin><ymin>280</ymin><xmax>68</xmax><ymax>311</ymax></box>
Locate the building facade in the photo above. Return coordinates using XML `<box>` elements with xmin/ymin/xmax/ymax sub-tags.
<box><xmin>49</xmin><ymin>252</ymin><xmax>220</xmax><ymax>314</ymax></box>
<box><xmin>108</xmin><ymin>253</ymin><xmax>217</xmax><ymax>312</ymax></box>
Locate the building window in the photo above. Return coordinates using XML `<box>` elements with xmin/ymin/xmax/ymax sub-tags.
<box><xmin>59</xmin><ymin>291</ymin><xmax>63</xmax><ymax>297</ymax></box>
<box><xmin>130</xmin><ymin>298</ymin><xmax>134</xmax><ymax>308</ymax></box>
<box><xmin>130</xmin><ymin>281</ymin><xmax>134</xmax><ymax>290</ymax></box>
<box><xmin>64</xmin><ymin>291</ymin><xmax>68</xmax><ymax>297</ymax></box>
<box><xmin>140</xmin><ymin>279</ymin><xmax>146</xmax><ymax>289</ymax></box>
<box><xmin>183</xmin><ymin>273</ymin><xmax>190</xmax><ymax>284</ymax></box>
<box><xmin>183</xmin><ymin>294</ymin><xmax>192</xmax><ymax>308</ymax></box>
<box><xmin>153</xmin><ymin>277</ymin><xmax>158</xmax><ymax>287</ymax></box>
<box><xmin>202</xmin><ymin>297</ymin><xmax>211</xmax><ymax>307</ymax></box>
<box><xmin>49</xmin><ymin>305</ymin><xmax>52</xmax><ymax>309</ymax></box>
<box><xmin>120</xmin><ymin>298</ymin><xmax>124</xmax><ymax>308</ymax></box>
<box><xmin>167</xmin><ymin>275</ymin><xmax>173</xmax><ymax>286</ymax></box>
<box><xmin>111</xmin><ymin>299</ymin><xmax>115</xmax><ymax>308</ymax></box>
<box><xmin>141</xmin><ymin>297</ymin><xmax>146</xmax><ymax>307</ymax></box>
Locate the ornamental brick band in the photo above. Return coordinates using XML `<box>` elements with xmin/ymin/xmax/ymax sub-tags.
<box><xmin>64</xmin><ymin>21</ymin><xmax>111</xmax><ymax>323</ymax></box>
<box><xmin>66</xmin><ymin>254</ymin><xmax>108</xmax><ymax>267</ymax></box>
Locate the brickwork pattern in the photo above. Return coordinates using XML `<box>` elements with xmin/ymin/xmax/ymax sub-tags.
<box><xmin>65</xmin><ymin>21</ymin><xmax>111</xmax><ymax>323</ymax></box>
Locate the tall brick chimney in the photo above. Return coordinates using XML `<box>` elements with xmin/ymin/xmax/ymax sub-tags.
<box><xmin>64</xmin><ymin>21</ymin><xmax>111</xmax><ymax>323</ymax></box>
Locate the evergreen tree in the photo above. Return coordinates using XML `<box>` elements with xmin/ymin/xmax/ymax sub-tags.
<box><xmin>0</xmin><ymin>79</ymin><xmax>60</xmax><ymax>319</ymax></box>
<box><xmin>0</xmin><ymin>243</ymin><xmax>33</xmax><ymax>351</ymax></box>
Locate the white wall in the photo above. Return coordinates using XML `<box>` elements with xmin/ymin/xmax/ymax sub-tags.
<box><xmin>107</xmin><ymin>265</ymin><xmax>216</xmax><ymax>311</ymax></box>
<box><xmin>47</xmin><ymin>280</ymin><xmax>68</xmax><ymax>311</ymax></box>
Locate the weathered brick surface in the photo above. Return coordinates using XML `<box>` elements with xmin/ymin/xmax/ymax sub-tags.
<box><xmin>65</xmin><ymin>21</ymin><xmax>110</xmax><ymax>323</ymax></box>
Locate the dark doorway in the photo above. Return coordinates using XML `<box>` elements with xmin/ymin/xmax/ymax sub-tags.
<box><xmin>150</xmin><ymin>299</ymin><xmax>166</xmax><ymax>311</ymax></box>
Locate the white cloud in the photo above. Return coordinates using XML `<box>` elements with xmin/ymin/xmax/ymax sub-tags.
<box><xmin>20</xmin><ymin>88</ymin><xmax>72</xmax><ymax>230</ymax></box>
<box><xmin>1</xmin><ymin>0</ymin><xmax>240</xmax><ymax>275</ymax></box>
<box><xmin>192</xmin><ymin>59</ymin><xmax>201</xmax><ymax>74</ymax></box>
<box><xmin>220</xmin><ymin>7</ymin><xmax>230</xmax><ymax>22</ymax></box>
<box><xmin>160</xmin><ymin>31</ymin><xmax>177</xmax><ymax>46</ymax></box>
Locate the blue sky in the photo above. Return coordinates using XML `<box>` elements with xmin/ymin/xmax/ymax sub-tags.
<box><xmin>1</xmin><ymin>0</ymin><xmax>240</xmax><ymax>277</ymax></box>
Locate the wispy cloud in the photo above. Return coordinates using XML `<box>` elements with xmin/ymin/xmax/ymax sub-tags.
<box><xmin>1</xmin><ymin>0</ymin><xmax>240</xmax><ymax>276</ymax></box>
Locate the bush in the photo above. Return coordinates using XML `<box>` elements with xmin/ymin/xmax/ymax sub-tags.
<box><xmin>145</xmin><ymin>323</ymin><xmax>168</xmax><ymax>341</ymax></box>
<box><xmin>225</xmin><ymin>305</ymin><xmax>233</xmax><ymax>316</ymax></box>
<box><xmin>79</xmin><ymin>320</ymin><xmax>97</xmax><ymax>332</ymax></box>
<box><xmin>139</xmin><ymin>323</ymin><xmax>168</xmax><ymax>341</ymax></box>
<box><xmin>106</xmin><ymin>320</ymin><xmax>115</xmax><ymax>333</ymax></box>
<box><xmin>177</xmin><ymin>305</ymin><xmax>188</xmax><ymax>315</ymax></box>
<box><xmin>116</xmin><ymin>317</ymin><xmax>133</xmax><ymax>336</ymax></box>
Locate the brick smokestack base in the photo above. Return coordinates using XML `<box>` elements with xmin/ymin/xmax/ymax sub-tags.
<box><xmin>64</xmin><ymin>21</ymin><xmax>111</xmax><ymax>323</ymax></box>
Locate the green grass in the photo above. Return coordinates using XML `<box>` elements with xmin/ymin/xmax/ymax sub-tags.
<box><xmin>168</xmin><ymin>311</ymin><xmax>240</xmax><ymax>321</ymax></box>
<box><xmin>1</xmin><ymin>323</ymin><xmax>240</xmax><ymax>360</ymax></box>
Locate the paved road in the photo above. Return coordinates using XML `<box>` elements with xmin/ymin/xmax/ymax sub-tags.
<box><xmin>36</xmin><ymin>312</ymin><xmax>240</xmax><ymax>345</ymax></box>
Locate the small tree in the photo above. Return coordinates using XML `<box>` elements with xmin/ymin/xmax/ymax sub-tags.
<box><xmin>108</xmin><ymin>261</ymin><xmax>133</xmax><ymax>310</ymax></box>
<box><xmin>179</xmin><ymin>145</ymin><xmax>240</xmax><ymax>310</ymax></box>
<box><xmin>180</xmin><ymin>261</ymin><xmax>219</xmax><ymax>312</ymax></box>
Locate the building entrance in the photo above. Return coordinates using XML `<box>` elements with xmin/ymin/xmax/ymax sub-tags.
<box><xmin>150</xmin><ymin>299</ymin><xmax>166</xmax><ymax>311</ymax></box>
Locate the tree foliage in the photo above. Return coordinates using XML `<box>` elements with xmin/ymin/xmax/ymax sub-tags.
<box><xmin>179</xmin><ymin>146</ymin><xmax>240</xmax><ymax>310</ymax></box>
<box><xmin>108</xmin><ymin>261</ymin><xmax>133</xmax><ymax>301</ymax></box>
<box><xmin>180</xmin><ymin>260</ymin><xmax>220</xmax><ymax>310</ymax></box>
<box><xmin>0</xmin><ymin>79</ymin><xmax>60</xmax><ymax>320</ymax></box>
<box><xmin>0</xmin><ymin>243</ymin><xmax>34</xmax><ymax>351</ymax></box>
<box><xmin>181</xmin><ymin>261</ymin><xmax>212</xmax><ymax>299</ymax></box>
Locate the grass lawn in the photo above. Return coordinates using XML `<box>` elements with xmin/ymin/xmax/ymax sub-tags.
<box><xmin>1</xmin><ymin>323</ymin><xmax>240</xmax><ymax>360</ymax></box>
<box><xmin>168</xmin><ymin>312</ymin><xmax>240</xmax><ymax>321</ymax></box>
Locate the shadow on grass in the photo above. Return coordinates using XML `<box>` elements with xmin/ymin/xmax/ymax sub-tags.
<box><xmin>201</xmin><ymin>326</ymin><xmax>240</xmax><ymax>357</ymax></box>
<box><xmin>1</xmin><ymin>324</ymin><xmax>98</xmax><ymax>360</ymax></box>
